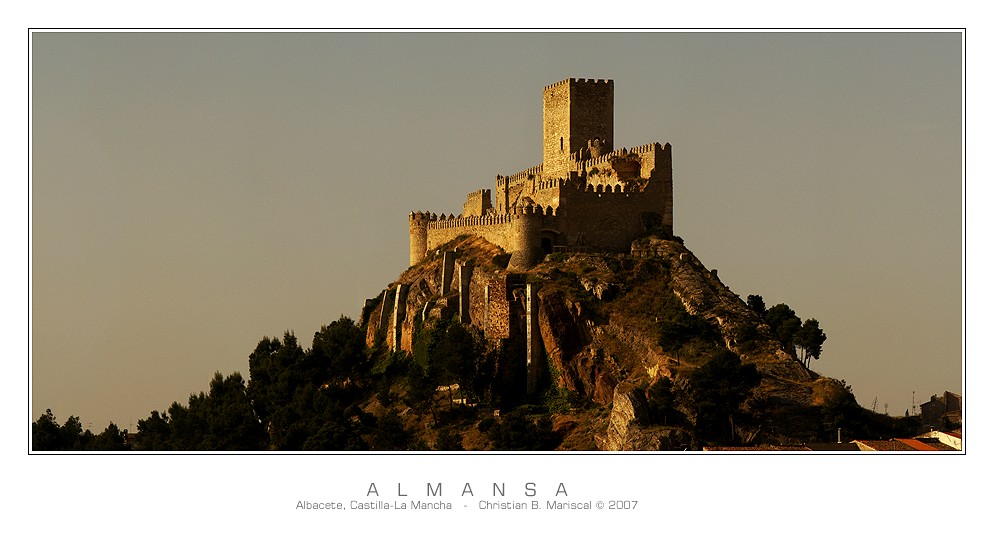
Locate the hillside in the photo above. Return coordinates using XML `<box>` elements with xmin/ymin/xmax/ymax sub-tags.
<box><xmin>357</xmin><ymin>235</ymin><xmax>867</xmax><ymax>450</ymax></box>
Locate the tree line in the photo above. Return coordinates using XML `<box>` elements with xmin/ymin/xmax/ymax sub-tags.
<box><xmin>33</xmin><ymin>315</ymin><xmax>559</xmax><ymax>451</ymax></box>
<box><xmin>747</xmin><ymin>294</ymin><xmax>827</xmax><ymax>369</ymax></box>
<box><xmin>31</xmin><ymin>288</ymin><xmax>837</xmax><ymax>451</ymax></box>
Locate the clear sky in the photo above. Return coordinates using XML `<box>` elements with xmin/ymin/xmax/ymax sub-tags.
<box><xmin>31</xmin><ymin>31</ymin><xmax>962</xmax><ymax>431</ymax></box>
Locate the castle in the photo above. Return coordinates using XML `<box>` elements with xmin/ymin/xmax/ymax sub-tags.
<box><xmin>409</xmin><ymin>78</ymin><xmax>673</xmax><ymax>270</ymax></box>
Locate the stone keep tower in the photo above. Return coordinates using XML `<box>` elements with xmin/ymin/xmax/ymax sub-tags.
<box><xmin>542</xmin><ymin>78</ymin><xmax>614</xmax><ymax>179</ymax></box>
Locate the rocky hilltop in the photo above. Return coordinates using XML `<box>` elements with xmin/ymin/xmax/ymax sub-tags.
<box><xmin>359</xmin><ymin>235</ymin><xmax>857</xmax><ymax>450</ymax></box>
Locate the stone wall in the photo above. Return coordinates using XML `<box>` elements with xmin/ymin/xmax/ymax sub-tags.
<box><xmin>458</xmin><ymin>262</ymin><xmax>473</xmax><ymax>324</ymax></box>
<box><xmin>555</xmin><ymin>178</ymin><xmax>667</xmax><ymax>252</ymax></box>
<box><xmin>463</xmin><ymin>189</ymin><xmax>492</xmax><ymax>217</ymax></box>
<box><xmin>568</xmin><ymin>79</ymin><xmax>614</xmax><ymax>163</ymax></box>
<box><xmin>425</xmin><ymin>214</ymin><xmax>514</xmax><ymax>255</ymax></box>
<box><xmin>468</xmin><ymin>269</ymin><xmax>491</xmax><ymax>330</ymax></box>
<box><xmin>496</xmin><ymin>165</ymin><xmax>544</xmax><ymax>214</ymax></box>
<box><xmin>409</xmin><ymin>79</ymin><xmax>673</xmax><ymax>270</ymax></box>
<box><xmin>543</xmin><ymin>78</ymin><xmax>613</xmax><ymax>179</ymax></box>
<box><xmin>485</xmin><ymin>277</ymin><xmax>511</xmax><ymax>339</ymax></box>
<box><xmin>500</xmin><ymin>176</ymin><xmax>563</xmax><ymax>214</ymax></box>
<box><xmin>542</xmin><ymin>79</ymin><xmax>571</xmax><ymax>178</ymax></box>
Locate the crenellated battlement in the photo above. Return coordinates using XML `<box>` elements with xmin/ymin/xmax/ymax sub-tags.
<box><xmin>543</xmin><ymin>77</ymin><xmax>613</xmax><ymax>92</ymax></box>
<box><xmin>585</xmin><ymin>183</ymin><xmax>629</xmax><ymax>194</ymax></box>
<box><xmin>427</xmin><ymin>213</ymin><xmax>514</xmax><ymax>230</ymax></box>
<box><xmin>463</xmin><ymin>188</ymin><xmax>493</xmax><ymax>217</ymax></box>
<box><xmin>408</xmin><ymin>78</ymin><xmax>673</xmax><ymax>268</ymax></box>
<box><xmin>579</xmin><ymin>142</ymin><xmax>659</xmax><ymax>172</ymax></box>
<box><xmin>424</xmin><ymin>203</ymin><xmax>558</xmax><ymax>233</ymax></box>
<box><xmin>409</xmin><ymin>211</ymin><xmax>443</xmax><ymax>223</ymax></box>
<box><xmin>532</xmin><ymin>177</ymin><xmax>565</xmax><ymax>191</ymax></box>
<box><xmin>511</xmin><ymin>203</ymin><xmax>556</xmax><ymax>217</ymax></box>
<box><xmin>500</xmin><ymin>164</ymin><xmax>545</xmax><ymax>186</ymax></box>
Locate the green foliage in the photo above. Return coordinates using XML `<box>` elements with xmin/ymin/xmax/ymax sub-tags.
<box><xmin>761</xmin><ymin>302</ymin><xmax>828</xmax><ymax>369</ymax></box>
<box><xmin>646</xmin><ymin>377</ymin><xmax>686</xmax><ymax>427</ymax></box>
<box><xmin>746</xmin><ymin>294</ymin><xmax>766</xmax><ymax>317</ymax></box>
<box><xmin>689</xmin><ymin>350</ymin><xmax>761</xmax><ymax>443</ymax></box>
<box><xmin>538</xmin><ymin>353</ymin><xmax>583</xmax><ymax>413</ymax></box>
<box><xmin>133</xmin><ymin>410</ymin><xmax>171</xmax><ymax>451</ymax></box>
<box><xmin>820</xmin><ymin>382</ymin><xmax>862</xmax><ymax>436</ymax></box>
<box><xmin>542</xmin><ymin>385</ymin><xmax>582</xmax><ymax>414</ymax></box>
<box><xmin>795</xmin><ymin>318</ymin><xmax>827</xmax><ymax>369</ymax></box>
<box><xmin>369</xmin><ymin>410</ymin><xmax>425</xmax><ymax>451</ymax></box>
<box><xmin>31</xmin><ymin>409</ymin><xmax>61</xmax><ymax>451</ymax></box>
<box><xmin>151</xmin><ymin>371</ymin><xmax>264</xmax><ymax>451</ymax></box>
<box><xmin>764</xmin><ymin>303</ymin><xmax>802</xmax><ymax>353</ymax></box>
<box><xmin>247</xmin><ymin>332</ymin><xmax>306</xmax><ymax>423</ymax></box>
<box><xmin>310</xmin><ymin>316</ymin><xmax>368</xmax><ymax>383</ymax></box>
<box><xmin>130</xmin><ymin>318</ymin><xmax>372</xmax><ymax>451</ymax></box>
<box><xmin>59</xmin><ymin>415</ymin><xmax>88</xmax><ymax>450</ymax></box>
<box><xmin>35</xmin><ymin>412</ymin><xmax>91</xmax><ymax>450</ymax></box>
<box><xmin>90</xmin><ymin>422</ymin><xmax>128</xmax><ymax>451</ymax></box>
<box><xmin>434</xmin><ymin>427</ymin><xmax>465</xmax><ymax>451</ymax></box>
<box><xmin>803</xmin><ymin>381</ymin><xmax>920</xmax><ymax>442</ymax></box>
<box><xmin>733</xmin><ymin>322</ymin><xmax>761</xmax><ymax>354</ymax></box>
<box><xmin>477</xmin><ymin>417</ymin><xmax>496</xmax><ymax>433</ymax></box>
<box><xmin>302</xmin><ymin>417</ymin><xmax>369</xmax><ymax>451</ymax></box>
<box><xmin>604</xmin><ymin>257</ymin><xmax>622</xmax><ymax>274</ymax></box>
<box><xmin>547</xmin><ymin>252</ymin><xmax>567</xmax><ymax>264</ymax></box>
<box><xmin>656</xmin><ymin>292</ymin><xmax>721</xmax><ymax>355</ymax></box>
<box><xmin>204</xmin><ymin>371</ymin><xmax>266</xmax><ymax>450</ymax></box>
<box><xmin>486</xmin><ymin>411</ymin><xmax>559</xmax><ymax>450</ymax></box>
<box><xmin>633</xmin><ymin>258</ymin><xmax>669</xmax><ymax>282</ymax></box>
<box><xmin>412</xmin><ymin>317</ymin><xmax>488</xmax><ymax>407</ymax></box>
<box><xmin>372</xmin><ymin>350</ymin><xmax>407</xmax><ymax>378</ymax></box>
<box><xmin>403</xmin><ymin>357</ymin><xmax>437</xmax><ymax>407</ymax></box>
<box><xmin>32</xmin><ymin>409</ymin><xmax>129</xmax><ymax>451</ymax></box>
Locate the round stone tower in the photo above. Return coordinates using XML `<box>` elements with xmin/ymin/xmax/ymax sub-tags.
<box><xmin>507</xmin><ymin>205</ymin><xmax>543</xmax><ymax>271</ymax></box>
<box><xmin>408</xmin><ymin>212</ymin><xmax>430</xmax><ymax>266</ymax></box>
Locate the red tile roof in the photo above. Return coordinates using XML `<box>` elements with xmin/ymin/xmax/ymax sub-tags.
<box><xmin>854</xmin><ymin>440</ymin><xmax>913</xmax><ymax>451</ymax></box>
<box><xmin>854</xmin><ymin>438</ymin><xmax>959</xmax><ymax>451</ymax></box>
<box><xmin>895</xmin><ymin>438</ymin><xmax>940</xmax><ymax>451</ymax></box>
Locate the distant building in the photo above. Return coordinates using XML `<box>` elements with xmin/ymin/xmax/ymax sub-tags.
<box><xmin>920</xmin><ymin>391</ymin><xmax>961</xmax><ymax>432</ymax></box>
<box><xmin>917</xmin><ymin>430</ymin><xmax>962</xmax><ymax>451</ymax></box>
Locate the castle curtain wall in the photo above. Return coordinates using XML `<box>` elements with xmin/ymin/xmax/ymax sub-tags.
<box><xmin>557</xmin><ymin>183</ymin><xmax>665</xmax><ymax>252</ymax></box>
<box><xmin>426</xmin><ymin>215</ymin><xmax>515</xmax><ymax>254</ymax></box>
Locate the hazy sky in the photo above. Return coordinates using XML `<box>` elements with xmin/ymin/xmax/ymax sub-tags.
<box><xmin>31</xmin><ymin>31</ymin><xmax>963</xmax><ymax>431</ymax></box>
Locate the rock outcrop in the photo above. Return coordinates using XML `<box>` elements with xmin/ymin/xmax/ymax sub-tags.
<box><xmin>360</xmin><ymin>234</ymin><xmax>832</xmax><ymax>449</ymax></box>
<box><xmin>597</xmin><ymin>383</ymin><xmax>649</xmax><ymax>450</ymax></box>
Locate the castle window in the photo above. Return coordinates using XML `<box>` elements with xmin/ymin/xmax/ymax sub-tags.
<box><xmin>560</xmin><ymin>137</ymin><xmax>564</xmax><ymax>152</ymax></box>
